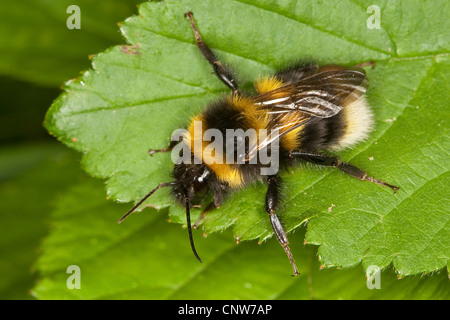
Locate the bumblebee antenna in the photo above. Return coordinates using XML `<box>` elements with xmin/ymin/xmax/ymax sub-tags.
<box><xmin>118</xmin><ymin>182</ymin><xmax>176</xmax><ymax>224</ymax></box>
<box><xmin>185</xmin><ymin>193</ymin><xmax>202</xmax><ymax>263</ymax></box>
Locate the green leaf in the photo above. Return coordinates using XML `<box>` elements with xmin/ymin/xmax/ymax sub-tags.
<box><xmin>45</xmin><ymin>0</ymin><xmax>449</xmax><ymax>277</ymax></box>
<box><xmin>33</xmin><ymin>178</ymin><xmax>450</xmax><ymax>299</ymax></box>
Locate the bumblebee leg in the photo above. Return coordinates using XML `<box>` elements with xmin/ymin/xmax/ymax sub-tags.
<box><xmin>193</xmin><ymin>202</ymin><xmax>216</xmax><ymax>229</ymax></box>
<box><xmin>185</xmin><ymin>12</ymin><xmax>239</xmax><ymax>93</ymax></box>
<box><xmin>289</xmin><ymin>151</ymin><xmax>399</xmax><ymax>193</ymax></box>
<box><xmin>149</xmin><ymin>140</ymin><xmax>178</xmax><ymax>156</ymax></box>
<box><xmin>266</xmin><ymin>175</ymin><xmax>300</xmax><ymax>276</ymax></box>
<box><xmin>354</xmin><ymin>61</ymin><xmax>375</xmax><ymax>69</ymax></box>
<box><xmin>193</xmin><ymin>190</ymin><xmax>223</xmax><ymax>228</ymax></box>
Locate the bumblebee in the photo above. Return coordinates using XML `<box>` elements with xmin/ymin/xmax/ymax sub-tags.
<box><xmin>119</xmin><ymin>12</ymin><xmax>399</xmax><ymax>276</ymax></box>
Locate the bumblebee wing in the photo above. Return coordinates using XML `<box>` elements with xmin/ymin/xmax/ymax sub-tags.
<box><xmin>246</xmin><ymin>67</ymin><xmax>368</xmax><ymax>160</ymax></box>
<box><xmin>255</xmin><ymin>67</ymin><xmax>368</xmax><ymax>117</ymax></box>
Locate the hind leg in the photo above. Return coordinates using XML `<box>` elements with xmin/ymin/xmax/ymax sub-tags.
<box><xmin>266</xmin><ymin>175</ymin><xmax>300</xmax><ymax>276</ymax></box>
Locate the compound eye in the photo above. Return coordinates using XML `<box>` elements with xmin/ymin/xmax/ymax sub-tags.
<box><xmin>193</xmin><ymin>169</ymin><xmax>209</xmax><ymax>193</ymax></box>
<box><xmin>193</xmin><ymin>176</ymin><xmax>206</xmax><ymax>193</ymax></box>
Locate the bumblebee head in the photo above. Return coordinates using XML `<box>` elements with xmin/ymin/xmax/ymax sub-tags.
<box><xmin>118</xmin><ymin>162</ymin><xmax>211</xmax><ymax>263</ymax></box>
<box><xmin>172</xmin><ymin>163</ymin><xmax>211</xmax><ymax>206</ymax></box>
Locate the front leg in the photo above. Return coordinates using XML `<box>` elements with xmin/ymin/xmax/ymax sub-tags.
<box><xmin>266</xmin><ymin>175</ymin><xmax>300</xmax><ymax>276</ymax></box>
<box><xmin>193</xmin><ymin>202</ymin><xmax>218</xmax><ymax>229</ymax></box>
<box><xmin>149</xmin><ymin>140</ymin><xmax>178</xmax><ymax>156</ymax></box>
<box><xmin>193</xmin><ymin>189</ymin><xmax>224</xmax><ymax>229</ymax></box>
<box><xmin>289</xmin><ymin>151</ymin><xmax>399</xmax><ymax>193</ymax></box>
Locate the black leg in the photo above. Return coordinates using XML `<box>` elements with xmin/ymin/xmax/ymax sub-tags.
<box><xmin>266</xmin><ymin>175</ymin><xmax>300</xmax><ymax>276</ymax></box>
<box><xmin>185</xmin><ymin>12</ymin><xmax>239</xmax><ymax>93</ymax></box>
<box><xmin>193</xmin><ymin>202</ymin><xmax>216</xmax><ymax>229</ymax></box>
<box><xmin>193</xmin><ymin>190</ymin><xmax>223</xmax><ymax>229</ymax></box>
<box><xmin>149</xmin><ymin>140</ymin><xmax>178</xmax><ymax>156</ymax></box>
<box><xmin>289</xmin><ymin>151</ymin><xmax>399</xmax><ymax>193</ymax></box>
<box><xmin>354</xmin><ymin>61</ymin><xmax>375</xmax><ymax>69</ymax></box>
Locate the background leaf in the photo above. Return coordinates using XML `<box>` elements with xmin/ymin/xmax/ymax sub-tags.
<box><xmin>33</xmin><ymin>177</ymin><xmax>450</xmax><ymax>299</ymax></box>
<box><xmin>44</xmin><ymin>0</ymin><xmax>449</xmax><ymax>279</ymax></box>
<box><xmin>0</xmin><ymin>144</ymin><xmax>82</xmax><ymax>299</ymax></box>
<box><xmin>0</xmin><ymin>0</ymin><xmax>141</xmax><ymax>87</ymax></box>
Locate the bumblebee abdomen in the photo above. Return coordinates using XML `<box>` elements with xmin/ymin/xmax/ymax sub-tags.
<box><xmin>182</xmin><ymin>74</ymin><xmax>373</xmax><ymax>188</ymax></box>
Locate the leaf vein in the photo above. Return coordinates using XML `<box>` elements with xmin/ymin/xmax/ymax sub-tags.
<box><xmin>232</xmin><ymin>0</ymin><xmax>391</xmax><ymax>56</ymax></box>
